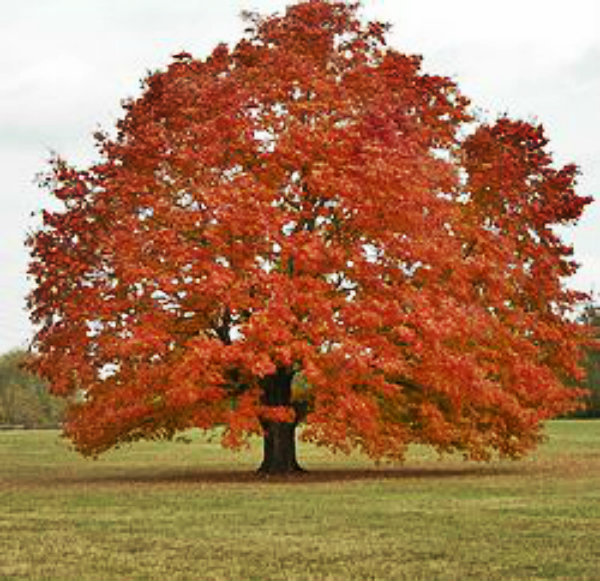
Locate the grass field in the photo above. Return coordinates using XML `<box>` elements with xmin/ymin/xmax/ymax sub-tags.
<box><xmin>1</xmin><ymin>420</ymin><xmax>599</xmax><ymax>581</ymax></box>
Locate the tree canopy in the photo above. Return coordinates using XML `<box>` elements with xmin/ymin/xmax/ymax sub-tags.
<box><xmin>0</xmin><ymin>349</ymin><xmax>64</xmax><ymax>428</ymax></box>
<box><xmin>574</xmin><ymin>304</ymin><xmax>600</xmax><ymax>417</ymax></box>
<box><xmin>27</xmin><ymin>0</ymin><xmax>592</xmax><ymax>471</ymax></box>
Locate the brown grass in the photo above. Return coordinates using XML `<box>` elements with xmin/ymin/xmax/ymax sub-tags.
<box><xmin>1</xmin><ymin>420</ymin><xmax>599</xmax><ymax>581</ymax></box>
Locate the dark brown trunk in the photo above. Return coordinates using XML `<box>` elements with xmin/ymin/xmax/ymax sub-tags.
<box><xmin>258</xmin><ymin>419</ymin><xmax>304</xmax><ymax>474</ymax></box>
<box><xmin>257</xmin><ymin>367</ymin><xmax>305</xmax><ymax>475</ymax></box>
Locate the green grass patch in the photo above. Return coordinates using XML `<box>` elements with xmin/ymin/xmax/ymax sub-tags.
<box><xmin>1</xmin><ymin>420</ymin><xmax>599</xmax><ymax>580</ymax></box>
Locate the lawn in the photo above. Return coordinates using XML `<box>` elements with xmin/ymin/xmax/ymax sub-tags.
<box><xmin>1</xmin><ymin>420</ymin><xmax>599</xmax><ymax>581</ymax></box>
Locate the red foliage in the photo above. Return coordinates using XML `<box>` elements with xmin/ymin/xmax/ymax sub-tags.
<box><xmin>27</xmin><ymin>0</ymin><xmax>592</xmax><ymax>461</ymax></box>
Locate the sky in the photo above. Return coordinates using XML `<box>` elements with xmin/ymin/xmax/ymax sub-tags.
<box><xmin>1</xmin><ymin>0</ymin><xmax>599</xmax><ymax>354</ymax></box>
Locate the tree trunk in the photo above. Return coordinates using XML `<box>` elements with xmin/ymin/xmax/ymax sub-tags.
<box><xmin>258</xmin><ymin>419</ymin><xmax>304</xmax><ymax>474</ymax></box>
<box><xmin>257</xmin><ymin>367</ymin><xmax>305</xmax><ymax>475</ymax></box>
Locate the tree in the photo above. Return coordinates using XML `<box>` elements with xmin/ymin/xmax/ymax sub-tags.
<box><xmin>574</xmin><ymin>304</ymin><xmax>600</xmax><ymax>417</ymax></box>
<box><xmin>27</xmin><ymin>0</ymin><xmax>592</xmax><ymax>473</ymax></box>
<box><xmin>0</xmin><ymin>349</ymin><xmax>65</xmax><ymax>428</ymax></box>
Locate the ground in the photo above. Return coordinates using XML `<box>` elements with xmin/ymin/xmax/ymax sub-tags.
<box><xmin>1</xmin><ymin>421</ymin><xmax>599</xmax><ymax>581</ymax></box>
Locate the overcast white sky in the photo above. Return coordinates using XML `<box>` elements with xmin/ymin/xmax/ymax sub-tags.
<box><xmin>1</xmin><ymin>0</ymin><xmax>598</xmax><ymax>353</ymax></box>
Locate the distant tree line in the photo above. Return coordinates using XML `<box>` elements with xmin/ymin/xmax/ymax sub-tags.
<box><xmin>0</xmin><ymin>349</ymin><xmax>65</xmax><ymax>428</ymax></box>
<box><xmin>573</xmin><ymin>304</ymin><xmax>600</xmax><ymax>418</ymax></box>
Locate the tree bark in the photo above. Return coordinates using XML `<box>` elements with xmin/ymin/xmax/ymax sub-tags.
<box><xmin>258</xmin><ymin>419</ymin><xmax>304</xmax><ymax>474</ymax></box>
<box><xmin>257</xmin><ymin>367</ymin><xmax>305</xmax><ymax>475</ymax></box>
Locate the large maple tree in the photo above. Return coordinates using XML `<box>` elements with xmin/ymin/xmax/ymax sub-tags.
<box><xmin>27</xmin><ymin>0</ymin><xmax>592</xmax><ymax>473</ymax></box>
